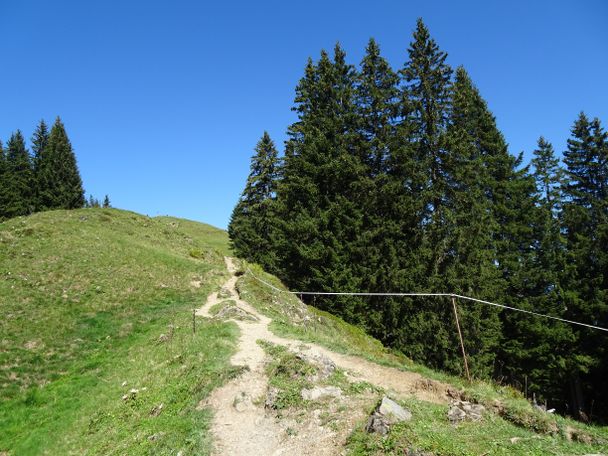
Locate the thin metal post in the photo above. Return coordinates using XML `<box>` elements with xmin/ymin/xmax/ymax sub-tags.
<box><xmin>192</xmin><ymin>308</ymin><xmax>196</xmax><ymax>334</ymax></box>
<box><xmin>451</xmin><ymin>295</ymin><xmax>471</xmax><ymax>382</ymax></box>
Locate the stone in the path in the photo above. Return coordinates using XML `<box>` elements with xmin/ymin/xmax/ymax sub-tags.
<box><xmin>233</xmin><ymin>392</ymin><xmax>254</xmax><ymax>412</ymax></box>
<box><xmin>301</xmin><ymin>386</ymin><xmax>342</xmax><ymax>401</ymax></box>
<box><xmin>366</xmin><ymin>396</ymin><xmax>412</xmax><ymax>435</ymax></box>
<box><xmin>218</xmin><ymin>287</ymin><xmax>232</xmax><ymax>299</ymax></box>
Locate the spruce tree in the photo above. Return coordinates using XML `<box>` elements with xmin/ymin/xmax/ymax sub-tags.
<box><xmin>0</xmin><ymin>140</ymin><xmax>8</xmax><ymax>219</ymax></box>
<box><xmin>3</xmin><ymin>131</ymin><xmax>34</xmax><ymax>218</ymax></box>
<box><xmin>388</xmin><ymin>19</ymin><xmax>460</xmax><ymax>373</ymax></box>
<box><xmin>31</xmin><ymin>119</ymin><xmax>50</xmax><ymax>211</ymax></box>
<box><xmin>353</xmin><ymin>38</ymin><xmax>402</xmax><ymax>334</ymax></box>
<box><xmin>502</xmin><ymin>137</ymin><xmax>574</xmax><ymax>408</ymax></box>
<box><xmin>561</xmin><ymin>113</ymin><xmax>608</xmax><ymax>418</ymax></box>
<box><xmin>38</xmin><ymin>117</ymin><xmax>85</xmax><ymax>210</ymax></box>
<box><xmin>228</xmin><ymin>132</ymin><xmax>281</xmax><ymax>272</ymax></box>
<box><xmin>103</xmin><ymin>195</ymin><xmax>111</xmax><ymax>208</ymax></box>
<box><xmin>437</xmin><ymin>67</ymin><xmax>504</xmax><ymax>377</ymax></box>
<box><xmin>276</xmin><ymin>44</ymin><xmax>366</xmax><ymax>323</ymax></box>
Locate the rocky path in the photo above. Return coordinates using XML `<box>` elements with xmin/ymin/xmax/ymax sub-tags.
<box><xmin>197</xmin><ymin>257</ymin><xmax>451</xmax><ymax>456</ymax></box>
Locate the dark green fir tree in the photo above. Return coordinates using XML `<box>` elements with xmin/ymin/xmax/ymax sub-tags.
<box><xmin>3</xmin><ymin>130</ymin><xmax>34</xmax><ymax>218</ymax></box>
<box><xmin>31</xmin><ymin>119</ymin><xmax>50</xmax><ymax>211</ymax></box>
<box><xmin>38</xmin><ymin>117</ymin><xmax>85</xmax><ymax>210</ymax></box>
<box><xmin>228</xmin><ymin>132</ymin><xmax>281</xmax><ymax>273</ymax></box>
<box><xmin>561</xmin><ymin>113</ymin><xmax>608</xmax><ymax>418</ymax></box>
<box><xmin>0</xmin><ymin>139</ymin><xmax>8</xmax><ymax>219</ymax></box>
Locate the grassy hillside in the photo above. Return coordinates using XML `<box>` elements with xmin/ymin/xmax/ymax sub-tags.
<box><xmin>0</xmin><ymin>208</ymin><xmax>239</xmax><ymax>455</ymax></box>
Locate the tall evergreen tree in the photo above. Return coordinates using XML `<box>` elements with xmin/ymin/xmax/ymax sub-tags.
<box><xmin>228</xmin><ymin>132</ymin><xmax>281</xmax><ymax>272</ymax></box>
<box><xmin>3</xmin><ymin>131</ymin><xmax>34</xmax><ymax>218</ymax></box>
<box><xmin>353</xmin><ymin>38</ymin><xmax>402</xmax><ymax>334</ymax></box>
<box><xmin>401</xmin><ymin>17</ymin><xmax>453</xmax><ymax>250</ymax></box>
<box><xmin>502</xmin><ymin>137</ymin><xmax>574</xmax><ymax>408</ymax></box>
<box><xmin>37</xmin><ymin>117</ymin><xmax>85</xmax><ymax>210</ymax></box>
<box><xmin>561</xmin><ymin>113</ymin><xmax>608</xmax><ymax>418</ymax></box>
<box><xmin>276</xmin><ymin>44</ymin><xmax>367</xmax><ymax>322</ymax></box>
<box><xmin>31</xmin><ymin>119</ymin><xmax>50</xmax><ymax>211</ymax></box>
<box><xmin>387</xmin><ymin>19</ymin><xmax>461</xmax><ymax>373</ymax></box>
<box><xmin>0</xmin><ymin>139</ymin><xmax>8</xmax><ymax>219</ymax></box>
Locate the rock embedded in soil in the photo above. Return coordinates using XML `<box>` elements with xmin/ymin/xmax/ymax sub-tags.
<box><xmin>301</xmin><ymin>386</ymin><xmax>343</xmax><ymax>401</ymax></box>
<box><xmin>447</xmin><ymin>400</ymin><xmax>485</xmax><ymax>424</ymax></box>
<box><xmin>366</xmin><ymin>396</ymin><xmax>412</xmax><ymax>435</ymax></box>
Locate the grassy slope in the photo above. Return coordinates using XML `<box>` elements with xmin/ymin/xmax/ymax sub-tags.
<box><xmin>0</xmin><ymin>208</ymin><xmax>238</xmax><ymax>455</ymax></box>
<box><xmin>238</xmin><ymin>263</ymin><xmax>608</xmax><ymax>456</ymax></box>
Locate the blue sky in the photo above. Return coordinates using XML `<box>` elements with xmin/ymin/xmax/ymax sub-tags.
<box><xmin>1</xmin><ymin>1</ymin><xmax>607</xmax><ymax>229</ymax></box>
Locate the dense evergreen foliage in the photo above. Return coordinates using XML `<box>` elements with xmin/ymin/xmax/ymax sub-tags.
<box><xmin>0</xmin><ymin>117</ymin><xmax>86</xmax><ymax>219</ymax></box>
<box><xmin>229</xmin><ymin>19</ymin><xmax>608</xmax><ymax>422</ymax></box>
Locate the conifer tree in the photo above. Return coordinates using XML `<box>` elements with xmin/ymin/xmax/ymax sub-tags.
<box><xmin>103</xmin><ymin>195</ymin><xmax>111</xmax><ymax>208</ymax></box>
<box><xmin>561</xmin><ymin>113</ymin><xmax>608</xmax><ymax>418</ymax></box>
<box><xmin>38</xmin><ymin>117</ymin><xmax>85</xmax><ymax>210</ymax></box>
<box><xmin>0</xmin><ymin>140</ymin><xmax>8</xmax><ymax>219</ymax></box>
<box><xmin>276</xmin><ymin>45</ymin><xmax>367</xmax><ymax>322</ymax></box>
<box><xmin>503</xmin><ymin>137</ymin><xmax>573</xmax><ymax>407</ymax></box>
<box><xmin>353</xmin><ymin>38</ymin><xmax>402</xmax><ymax>333</ymax></box>
<box><xmin>401</xmin><ymin>18</ymin><xmax>453</xmax><ymax>245</ymax></box>
<box><xmin>437</xmin><ymin>67</ymin><xmax>504</xmax><ymax>376</ymax></box>
<box><xmin>31</xmin><ymin>119</ymin><xmax>50</xmax><ymax>211</ymax></box>
<box><xmin>229</xmin><ymin>132</ymin><xmax>281</xmax><ymax>272</ymax></box>
<box><xmin>387</xmin><ymin>19</ymin><xmax>460</xmax><ymax>373</ymax></box>
<box><xmin>3</xmin><ymin>131</ymin><xmax>34</xmax><ymax>218</ymax></box>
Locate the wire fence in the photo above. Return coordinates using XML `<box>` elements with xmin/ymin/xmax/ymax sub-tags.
<box><xmin>246</xmin><ymin>266</ymin><xmax>608</xmax><ymax>333</ymax></box>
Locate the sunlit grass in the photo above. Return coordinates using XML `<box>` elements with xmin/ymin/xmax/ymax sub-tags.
<box><xmin>0</xmin><ymin>208</ymin><xmax>236</xmax><ymax>454</ymax></box>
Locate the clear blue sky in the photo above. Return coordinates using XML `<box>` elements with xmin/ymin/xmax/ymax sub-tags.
<box><xmin>1</xmin><ymin>1</ymin><xmax>607</xmax><ymax>229</ymax></box>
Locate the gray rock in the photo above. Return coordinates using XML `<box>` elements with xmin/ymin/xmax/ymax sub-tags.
<box><xmin>377</xmin><ymin>396</ymin><xmax>413</xmax><ymax>423</ymax></box>
<box><xmin>297</xmin><ymin>352</ymin><xmax>336</xmax><ymax>380</ymax></box>
<box><xmin>215</xmin><ymin>304</ymin><xmax>259</xmax><ymax>322</ymax></box>
<box><xmin>217</xmin><ymin>287</ymin><xmax>232</xmax><ymax>299</ymax></box>
<box><xmin>233</xmin><ymin>392</ymin><xmax>253</xmax><ymax>412</ymax></box>
<box><xmin>265</xmin><ymin>386</ymin><xmax>280</xmax><ymax>409</ymax></box>
<box><xmin>448</xmin><ymin>400</ymin><xmax>485</xmax><ymax>424</ymax></box>
<box><xmin>301</xmin><ymin>386</ymin><xmax>342</xmax><ymax>401</ymax></box>
<box><xmin>366</xmin><ymin>396</ymin><xmax>412</xmax><ymax>435</ymax></box>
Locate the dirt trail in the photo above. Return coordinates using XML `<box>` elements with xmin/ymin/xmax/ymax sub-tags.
<box><xmin>198</xmin><ymin>257</ymin><xmax>450</xmax><ymax>456</ymax></box>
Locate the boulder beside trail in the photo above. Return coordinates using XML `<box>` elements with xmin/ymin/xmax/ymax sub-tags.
<box><xmin>366</xmin><ymin>396</ymin><xmax>412</xmax><ymax>435</ymax></box>
<box><xmin>447</xmin><ymin>400</ymin><xmax>485</xmax><ymax>424</ymax></box>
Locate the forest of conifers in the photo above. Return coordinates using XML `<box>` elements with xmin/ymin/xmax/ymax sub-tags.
<box><xmin>229</xmin><ymin>20</ymin><xmax>608</xmax><ymax>422</ymax></box>
<box><xmin>0</xmin><ymin>117</ymin><xmax>108</xmax><ymax>219</ymax></box>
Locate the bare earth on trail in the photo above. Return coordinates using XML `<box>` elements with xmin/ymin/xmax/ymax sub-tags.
<box><xmin>197</xmin><ymin>257</ymin><xmax>451</xmax><ymax>456</ymax></box>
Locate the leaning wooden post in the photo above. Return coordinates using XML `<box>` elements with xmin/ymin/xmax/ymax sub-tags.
<box><xmin>192</xmin><ymin>308</ymin><xmax>196</xmax><ymax>334</ymax></box>
<box><xmin>451</xmin><ymin>294</ymin><xmax>471</xmax><ymax>383</ymax></box>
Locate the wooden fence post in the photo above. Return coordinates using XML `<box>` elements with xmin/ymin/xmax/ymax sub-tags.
<box><xmin>451</xmin><ymin>295</ymin><xmax>471</xmax><ymax>382</ymax></box>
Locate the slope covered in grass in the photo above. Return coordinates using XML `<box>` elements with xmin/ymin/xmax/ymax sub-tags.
<box><xmin>0</xmin><ymin>208</ymin><xmax>238</xmax><ymax>455</ymax></box>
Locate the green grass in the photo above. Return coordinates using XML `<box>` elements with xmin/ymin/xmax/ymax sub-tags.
<box><xmin>259</xmin><ymin>341</ymin><xmax>316</xmax><ymax>410</ymax></box>
<box><xmin>347</xmin><ymin>396</ymin><xmax>608</xmax><ymax>455</ymax></box>
<box><xmin>238</xmin><ymin>263</ymin><xmax>406</xmax><ymax>366</ymax></box>
<box><xmin>0</xmin><ymin>208</ymin><xmax>237</xmax><ymax>455</ymax></box>
<box><xmin>238</xmin><ymin>262</ymin><xmax>608</xmax><ymax>455</ymax></box>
